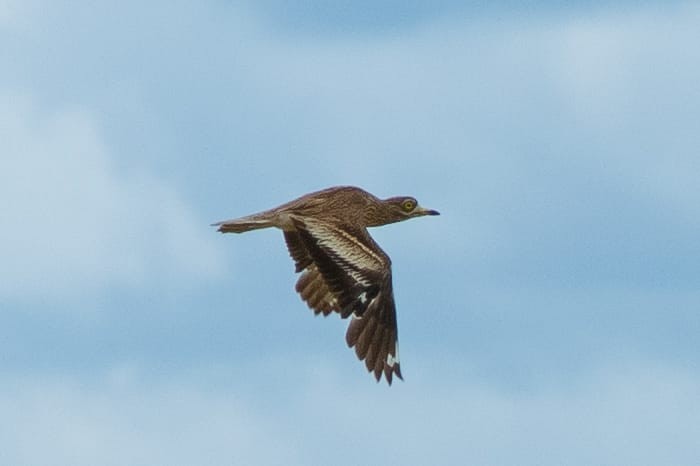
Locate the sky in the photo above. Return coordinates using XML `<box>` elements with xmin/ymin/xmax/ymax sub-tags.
<box><xmin>2</xmin><ymin>0</ymin><xmax>700</xmax><ymax>464</ymax></box>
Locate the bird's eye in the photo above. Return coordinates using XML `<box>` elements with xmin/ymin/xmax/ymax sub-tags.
<box><xmin>401</xmin><ymin>199</ymin><xmax>416</xmax><ymax>212</ymax></box>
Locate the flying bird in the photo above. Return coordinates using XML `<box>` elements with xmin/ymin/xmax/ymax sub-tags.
<box><xmin>213</xmin><ymin>186</ymin><xmax>439</xmax><ymax>384</ymax></box>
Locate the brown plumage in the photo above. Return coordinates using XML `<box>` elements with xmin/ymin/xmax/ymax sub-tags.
<box><xmin>212</xmin><ymin>186</ymin><xmax>439</xmax><ymax>384</ymax></box>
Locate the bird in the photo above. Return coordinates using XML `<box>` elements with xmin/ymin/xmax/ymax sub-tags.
<box><xmin>212</xmin><ymin>186</ymin><xmax>439</xmax><ymax>384</ymax></box>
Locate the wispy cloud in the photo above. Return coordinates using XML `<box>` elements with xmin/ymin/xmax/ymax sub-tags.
<box><xmin>1</xmin><ymin>359</ymin><xmax>698</xmax><ymax>466</ymax></box>
<box><xmin>0</xmin><ymin>2</ymin><xmax>698</xmax><ymax>464</ymax></box>
<box><xmin>0</xmin><ymin>93</ymin><xmax>225</xmax><ymax>304</ymax></box>
<box><xmin>0</xmin><ymin>0</ymin><xmax>27</xmax><ymax>29</ymax></box>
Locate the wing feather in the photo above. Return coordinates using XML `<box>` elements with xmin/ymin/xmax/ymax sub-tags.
<box><xmin>289</xmin><ymin>218</ymin><xmax>402</xmax><ymax>384</ymax></box>
<box><xmin>294</xmin><ymin>218</ymin><xmax>387</xmax><ymax>318</ymax></box>
<box><xmin>286</xmin><ymin>231</ymin><xmax>337</xmax><ymax>315</ymax></box>
<box><xmin>224</xmin><ymin>189</ymin><xmax>418</xmax><ymax>385</ymax></box>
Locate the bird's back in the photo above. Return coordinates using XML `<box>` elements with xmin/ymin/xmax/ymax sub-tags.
<box><xmin>271</xmin><ymin>186</ymin><xmax>378</xmax><ymax>226</ymax></box>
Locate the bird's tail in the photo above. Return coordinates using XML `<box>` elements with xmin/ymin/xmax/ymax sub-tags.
<box><xmin>211</xmin><ymin>214</ymin><xmax>275</xmax><ymax>233</ymax></box>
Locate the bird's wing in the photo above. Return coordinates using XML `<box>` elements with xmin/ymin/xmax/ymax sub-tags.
<box><xmin>291</xmin><ymin>217</ymin><xmax>402</xmax><ymax>384</ymax></box>
<box><xmin>284</xmin><ymin>230</ymin><xmax>338</xmax><ymax>316</ymax></box>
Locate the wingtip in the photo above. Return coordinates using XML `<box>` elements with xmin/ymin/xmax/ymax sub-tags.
<box><xmin>383</xmin><ymin>363</ymin><xmax>402</xmax><ymax>386</ymax></box>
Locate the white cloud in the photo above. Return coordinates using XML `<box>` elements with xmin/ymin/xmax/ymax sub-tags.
<box><xmin>0</xmin><ymin>359</ymin><xmax>698</xmax><ymax>466</ymax></box>
<box><xmin>291</xmin><ymin>358</ymin><xmax>700</xmax><ymax>466</ymax></box>
<box><xmin>0</xmin><ymin>0</ymin><xmax>24</xmax><ymax>28</ymax></box>
<box><xmin>0</xmin><ymin>374</ymin><xmax>300</xmax><ymax>466</ymax></box>
<box><xmin>0</xmin><ymin>93</ymin><xmax>225</xmax><ymax>303</ymax></box>
<box><xmin>551</xmin><ymin>3</ymin><xmax>700</xmax><ymax>221</ymax></box>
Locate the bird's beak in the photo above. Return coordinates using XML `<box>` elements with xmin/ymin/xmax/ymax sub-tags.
<box><xmin>415</xmin><ymin>206</ymin><xmax>440</xmax><ymax>216</ymax></box>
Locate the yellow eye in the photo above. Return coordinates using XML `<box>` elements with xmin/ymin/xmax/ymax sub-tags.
<box><xmin>401</xmin><ymin>199</ymin><xmax>416</xmax><ymax>212</ymax></box>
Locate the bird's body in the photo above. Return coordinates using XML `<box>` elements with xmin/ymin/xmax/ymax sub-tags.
<box><xmin>213</xmin><ymin>186</ymin><xmax>439</xmax><ymax>384</ymax></box>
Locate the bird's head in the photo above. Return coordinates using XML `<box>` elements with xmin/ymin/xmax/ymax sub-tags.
<box><xmin>372</xmin><ymin>196</ymin><xmax>440</xmax><ymax>226</ymax></box>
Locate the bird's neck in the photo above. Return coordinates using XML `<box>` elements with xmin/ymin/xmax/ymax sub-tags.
<box><xmin>364</xmin><ymin>202</ymin><xmax>403</xmax><ymax>227</ymax></box>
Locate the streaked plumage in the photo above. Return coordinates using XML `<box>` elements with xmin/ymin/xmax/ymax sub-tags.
<box><xmin>213</xmin><ymin>186</ymin><xmax>439</xmax><ymax>384</ymax></box>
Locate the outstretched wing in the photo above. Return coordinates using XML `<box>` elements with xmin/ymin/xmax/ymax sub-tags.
<box><xmin>345</xmin><ymin>282</ymin><xmax>402</xmax><ymax>384</ymax></box>
<box><xmin>289</xmin><ymin>217</ymin><xmax>402</xmax><ymax>384</ymax></box>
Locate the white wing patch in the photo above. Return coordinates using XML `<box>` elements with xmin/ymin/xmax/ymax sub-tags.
<box><xmin>302</xmin><ymin>219</ymin><xmax>386</xmax><ymax>281</ymax></box>
<box><xmin>296</xmin><ymin>217</ymin><xmax>402</xmax><ymax>384</ymax></box>
<box><xmin>386</xmin><ymin>342</ymin><xmax>400</xmax><ymax>367</ymax></box>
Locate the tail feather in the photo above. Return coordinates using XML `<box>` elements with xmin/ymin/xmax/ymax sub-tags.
<box><xmin>212</xmin><ymin>216</ymin><xmax>274</xmax><ymax>233</ymax></box>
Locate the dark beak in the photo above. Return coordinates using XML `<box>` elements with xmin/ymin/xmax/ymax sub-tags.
<box><xmin>416</xmin><ymin>206</ymin><xmax>440</xmax><ymax>216</ymax></box>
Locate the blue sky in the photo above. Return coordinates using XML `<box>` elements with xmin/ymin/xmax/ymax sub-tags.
<box><xmin>2</xmin><ymin>0</ymin><xmax>700</xmax><ymax>464</ymax></box>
